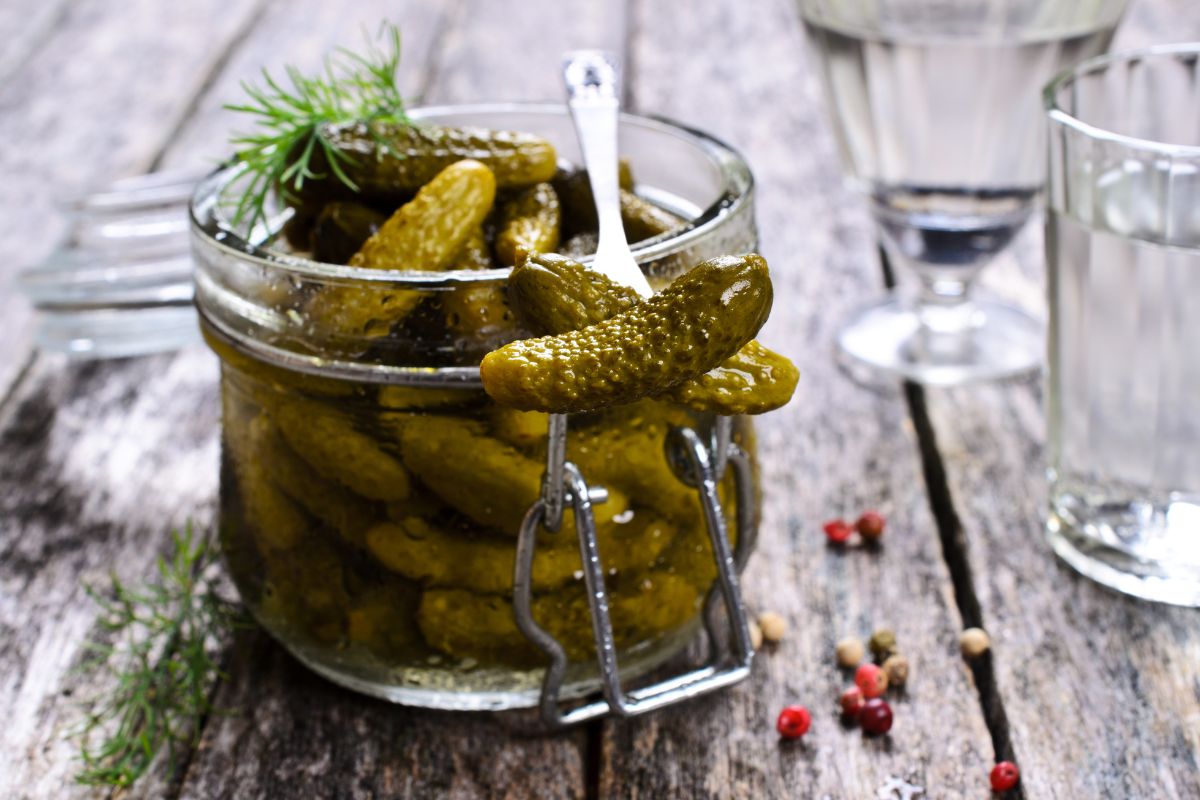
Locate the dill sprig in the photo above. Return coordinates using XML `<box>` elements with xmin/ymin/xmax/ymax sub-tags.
<box><xmin>74</xmin><ymin>525</ymin><xmax>243</xmax><ymax>789</ymax></box>
<box><xmin>225</xmin><ymin>22</ymin><xmax>410</xmax><ymax>230</ymax></box>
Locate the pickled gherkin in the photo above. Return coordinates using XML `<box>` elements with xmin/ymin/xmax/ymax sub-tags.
<box><xmin>494</xmin><ymin>182</ymin><xmax>561</xmax><ymax>266</ymax></box>
<box><xmin>248</xmin><ymin>415</ymin><xmax>378</xmax><ymax>546</ymax></box>
<box><xmin>346</xmin><ymin>581</ymin><xmax>422</xmax><ymax>660</ymax></box>
<box><xmin>508</xmin><ymin>252</ymin><xmax>639</xmax><ymax>334</ymax></box>
<box><xmin>304</xmin><ymin>160</ymin><xmax>497</xmax><ymax>342</ymax></box>
<box><xmin>366</xmin><ymin>511</ymin><xmax>674</xmax><ymax>594</ymax></box>
<box><xmin>619</xmin><ymin>189</ymin><xmax>685</xmax><ymax>242</ymax></box>
<box><xmin>567</xmin><ymin>401</ymin><xmax>701</xmax><ymax>528</ymax></box>
<box><xmin>271</xmin><ymin>396</ymin><xmax>411</xmax><ymax>502</ymax></box>
<box><xmin>417</xmin><ymin>571</ymin><xmax>701</xmax><ymax>664</ymax></box>
<box><xmin>488</xmin><ymin>407</ymin><xmax>548</xmax><ymax>450</ymax></box>
<box><xmin>310</xmin><ymin>202</ymin><xmax>388</xmax><ymax>264</ymax></box>
<box><xmin>508</xmin><ymin>253</ymin><xmax>798</xmax><ymax>415</ymax></box>
<box><xmin>552</xmin><ymin>161</ymin><xmax>636</xmax><ymax>235</ymax></box>
<box><xmin>481</xmin><ymin>254</ymin><xmax>773</xmax><ymax>413</ymax></box>
<box><xmin>392</xmin><ymin>415</ymin><xmax>631</xmax><ymax>535</ymax></box>
<box><xmin>292</xmin><ymin>122</ymin><xmax>557</xmax><ymax>209</ymax></box>
<box><xmin>440</xmin><ymin>227</ymin><xmax>518</xmax><ymax>344</ymax></box>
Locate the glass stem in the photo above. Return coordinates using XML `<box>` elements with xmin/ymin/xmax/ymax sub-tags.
<box><xmin>914</xmin><ymin>267</ymin><xmax>981</xmax><ymax>336</ymax></box>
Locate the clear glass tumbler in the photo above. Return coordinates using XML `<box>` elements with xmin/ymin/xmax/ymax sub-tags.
<box><xmin>1045</xmin><ymin>45</ymin><xmax>1200</xmax><ymax>606</ymax></box>
<box><xmin>797</xmin><ymin>0</ymin><xmax>1127</xmax><ymax>385</ymax></box>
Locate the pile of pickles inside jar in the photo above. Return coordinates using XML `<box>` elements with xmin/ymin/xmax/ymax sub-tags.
<box><xmin>209</xmin><ymin>119</ymin><xmax>797</xmax><ymax>679</ymax></box>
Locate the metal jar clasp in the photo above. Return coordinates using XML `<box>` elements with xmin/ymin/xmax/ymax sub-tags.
<box><xmin>512</xmin><ymin>414</ymin><xmax>757</xmax><ymax>728</ymax></box>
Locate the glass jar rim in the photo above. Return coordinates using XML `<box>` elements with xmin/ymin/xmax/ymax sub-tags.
<box><xmin>189</xmin><ymin>102</ymin><xmax>755</xmax><ymax>287</ymax></box>
<box><xmin>1044</xmin><ymin>43</ymin><xmax>1200</xmax><ymax>159</ymax></box>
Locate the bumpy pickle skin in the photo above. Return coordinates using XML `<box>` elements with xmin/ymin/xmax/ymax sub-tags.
<box><xmin>366</xmin><ymin>511</ymin><xmax>674</xmax><ymax>594</ymax></box>
<box><xmin>310</xmin><ymin>202</ymin><xmax>388</xmax><ymax>264</ymax></box>
<box><xmin>507</xmin><ymin>253</ymin><xmax>798</xmax><ymax>415</ymax></box>
<box><xmin>259</xmin><ymin>539</ymin><xmax>351</xmax><ymax>646</ymax></box>
<box><xmin>481</xmin><ymin>254</ymin><xmax>773</xmax><ymax>413</ymax></box>
<box><xmin>666</xmin><ymin>339</ymin><xmax>799</xmax><ymax>415</ymax></box>
<box><xmin>392</xmin><ymin>415</ymin><xmax>630</xmax><ymax>536</ymax></box>
<box><xmin>293</xmin><ymin>122</ymin><xmax>557</xmax><ymax>208</ymax></box>
<box><xmin>494</xmin><ymin>182</ymin><xmax>561</xmax><ymax>266</ymax></box>
<box><xmin>271</xmin><ymin>396</ymin><xmax>411</xmax><ymax>502</ymax></box>
<box><xmin>508</xmin><ymin>252</ymin><xmax>640</xmax><ymax>334</ymax></box>
<box><xmin>304</xmin><ymin>159</ymin><xmax>497</xmax><ymax>342</ymax></box>
<box><xmin>418</xmin><ymin>572</ymin><xmax>701</xmax><ymax>664</ymax></box>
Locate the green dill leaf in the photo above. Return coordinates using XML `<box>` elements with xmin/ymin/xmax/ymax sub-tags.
<box><xmin>73</xmin><ymin>523</ymin><xmax>245</xmax><ymax>789</ymax></box>
<box><xmin>224</xmin><ymin>21</ymin><xmax>410</xmax><ymax>231</ymax></box>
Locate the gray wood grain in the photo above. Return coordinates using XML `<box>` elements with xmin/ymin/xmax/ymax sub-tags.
<box><xmin>0</xmin><ymin>349</ymin><xmax>222</xmax><ymax>799</ymax></box>
<box><xmin>0</xmin><ymin>0</ymin><xmax>73</xmax><ymax>89</ymax></box>
<box><xmin>919</xmin><ymin>2</ymin><xmax>1200</xmax><ymax>798</ymax></box>
<box><xmin>596</xmin><ymin>0</ymin><xmax>996</xmax><ymax>797</ymax></box>
<box><xmin>0</xmin><ymin>0</ymin><xmax>267</xmax><ymax>402</ymax></box>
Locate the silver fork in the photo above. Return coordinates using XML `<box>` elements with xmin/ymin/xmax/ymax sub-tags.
<box><xmin>562</xmin><ymin>50</ymin><xmax>653</xmax><ymax>298</ymax></box>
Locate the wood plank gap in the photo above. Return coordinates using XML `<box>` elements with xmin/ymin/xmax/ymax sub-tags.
<box><xmin>878</xmin><ymin>245</ymin><xmax>1024</xmax><ymax>792</ymax></box>
<box><xmin>144</xmin><ymin>0</ymin><xmax>274</xmax><ymax>174</ymax></box>
<box><xmin>584</xmin><ymin>720</ymin><xmax>602</xmax><ymax>800</ymax></box>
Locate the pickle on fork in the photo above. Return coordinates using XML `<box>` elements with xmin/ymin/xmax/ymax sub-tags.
<box><xmin>482</xmin><ymin>254</ymin><xmax>774</xmax><ymax>413</ymax></box>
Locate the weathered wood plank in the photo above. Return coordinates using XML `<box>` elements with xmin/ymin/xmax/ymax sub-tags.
<box><xmin>0</xmin><ymin>349</ymin><xmax>223</xmax><ymax>800</ymax></box>
<box><xmin>920</xmin><ymin>2</ymin><xmax>1200</xmax><ymax>798</ymax></box>
<box><xmin>148</xmin><ymin>2</ymin><xmax>587</xmax><ymax>798</ymax></box>
<box><xmin>0</xmin><ymin>0</ymin><xmax>268</xmax><ymax>402</ymax></box>
<box><xmin>597</xmin><ymin>0</ymin><xmax>995</xmax><ymax>797</ymax></box>
<box><xmin>0</xmin><ymin>0</ymin><xmax>73</xmax><ymax>89</ymax></box>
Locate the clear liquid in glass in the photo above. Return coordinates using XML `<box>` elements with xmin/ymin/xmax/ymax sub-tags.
<box><xmin>1047</xmin><ymin>213</ymin><xmax>1200</xmax><ymax>578</ymax></box>
<box><xmin>803</xmin><ymin>16</ymin><xmax>1117</xmax><ymax>260</ymax></box>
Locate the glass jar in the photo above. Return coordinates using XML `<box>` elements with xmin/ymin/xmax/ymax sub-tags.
<box><xmin>190</xmin><ymin>104</ymin><xmax>759</xmax><ymax>711</ymax></box>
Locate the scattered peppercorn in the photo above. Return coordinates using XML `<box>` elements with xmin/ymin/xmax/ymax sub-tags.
<box><xmin>868</xmin><ymin>628</ymin><xmax>898</xmax><ymax>660</ymax></box>
<box><xmin>758</xmin><ymin>612</ymin><xmax>787</xmax><ymax>644</ymax></box>
<box><xmin>856</xmin><ymin>510</ymin><xmax>886</xmax><ymax>540</ymax></box>
<box><xmin>823</xmin><ymin>519</ymin><xmax>853</xmax><ymax>544</ymax></box>
<box><xmin>839</xmin><ymin>686</ymin><xmax>865</xmax><ymax>718</ymax></box>
<box><xmin>748</xmin><ymin>619</ymin><xmax>763</xmax><ymax>650</ymax></box>
<box><xmin>960</xmin><ymin>627</ymin><xmax>991</xmax><ymax>659</ymax></box>
<box><xmin>854</xmin><ymin>662</ymin><xmax>888</xmax><ymax>698</ymax></box>
<box><xmin>990</xmin><ymin>761</ymin><xmax>1020</xmax><ymax>792</ymax></box>
<box><xmin>882</xmin><ymin>654</ymin><xmax>909</xmax><ymax>687</ymax></box>
<box><xmin>835</xmin><ymin>637</ymin><xmax>865</xmax><ymax>668</ymax></box>
<box><xmin>859</xmin><ymin>697</ymin><xmax>893</xmax><ymax>735</ymax></box>
<box><xmin>776</xmin><ymin>705</ymin><xmax>811</xmax><ymax>739</ymax></box>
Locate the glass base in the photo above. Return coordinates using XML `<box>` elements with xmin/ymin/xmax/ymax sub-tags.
<box><xmin>273</xmin><ymin>617</ymin><xmax>703</xmax><ymax>711</ymax></box>
<box><xmin>1047</xmin><ymin>506</ymin><xmax>1200</xmax><ymax>607</ymax></box>
<box><xmin>836</xmin><ymin>295</ymin><xmax>1042</xmax><ymax>386</ymax></box>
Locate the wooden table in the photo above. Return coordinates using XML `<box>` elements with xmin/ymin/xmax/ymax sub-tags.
<box><xmin>2</xmin><ymin>1</ymin><xmax>1197</xmax><ymax>797</ymax></box>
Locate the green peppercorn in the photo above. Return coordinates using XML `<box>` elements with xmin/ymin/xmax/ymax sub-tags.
<box><xmin>869</xmin><ymin>628</ymin><xmax>898</xmax><ymax>661</ymax></box>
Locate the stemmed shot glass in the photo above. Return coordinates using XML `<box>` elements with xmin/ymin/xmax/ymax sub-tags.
<box><xmin>797</xmin><ymin>0</ymin><xmax>1128</xmax><ymax>385</ymax></box>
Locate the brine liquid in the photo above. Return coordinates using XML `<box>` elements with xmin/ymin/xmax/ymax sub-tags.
<box><xmin>803</xmin><ymin>16</ymin><xmax>1116</xmax><ymax>268</ymax></box>
<box><xmin>1047</xmin><ymin>211</ymin><xmax>1200</xmax><ymax>565</ymax></box>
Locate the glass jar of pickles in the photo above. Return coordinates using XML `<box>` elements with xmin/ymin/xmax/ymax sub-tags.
<box><xmin>190</xmin><ymin>104</ymin><xmax>765</xmax><ymax>711</ymax></box>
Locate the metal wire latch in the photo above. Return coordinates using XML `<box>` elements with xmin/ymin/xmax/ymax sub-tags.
<box><xmin>513</xmin><ymin>413</ymin><xmax>757</xmax><ymax>727</ymax></box>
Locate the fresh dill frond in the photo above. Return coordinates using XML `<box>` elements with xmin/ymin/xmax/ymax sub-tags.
<box><xmin>74</xmin><ymin>524</ymin><xmax>244</xmax><ymax>789</ymax></box>
<box><xmin>225</xmin><ymin>22</ymin><xmax>410</xmax><ymax>230</ymax></box>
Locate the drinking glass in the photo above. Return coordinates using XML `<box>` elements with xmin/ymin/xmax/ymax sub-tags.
<box><xmin>798</xmin><ymin>0</ymin><xmax>1127</xmax><ymax>385</ymax></box>
<box><xmin>1044</xmin><ymin>45</ymin><xmax>1200</xmax><ymax>606</ymax></box>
